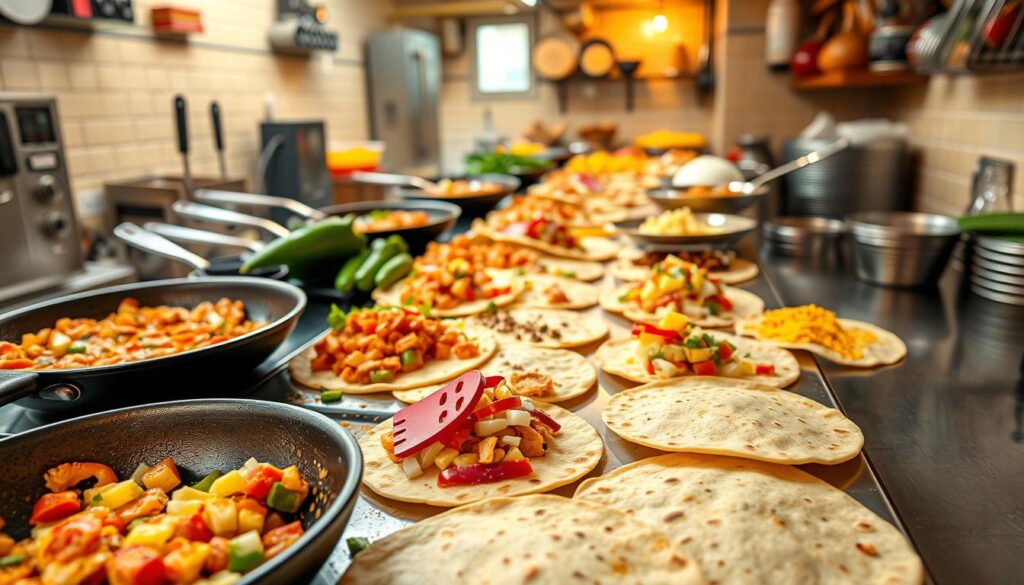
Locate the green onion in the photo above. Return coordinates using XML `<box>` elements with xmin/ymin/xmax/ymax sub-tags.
<box><xmin>347</xmin><ymin>536</ymin><xmax>371</xmax><ymax>557</ymax></box>
<box><xmin>370</xmin><ymin>370</ymin><xmax>394</xmax><ymax>384</ymax></box>
<box><xmin>66</xmin><ymin>341</ymin><xmax>87</xmax><ymax>354</ymax></box>
<box><xmin>684</xmin><ymin>337</ymin><xmax>703</xmax><ymax>349</ymax></box>
<box><xmin>327</xmin><ymin>304</ymin><xmax>347</xmax><ymax>331</ymax></box>
<box><xmin>191</xmin><ymin>470</ymin><xmax>223</xmax><ymax>492</ymax></box>
<box><xmin>321</xmin><ymin>390</ymin><xmax>343</xmax><ymax>403</ymax></box>
<box><xmin>486</xmin><ymin>301</ymin><xmax>498</xmax><ymax>314</ymax></box>
<box><xmin>515</xmin><ymin>267</ymin><xmax>526</xmax><ymax>276</ymax></box>
<box><xmin>417</xmin><ymin>302</ymin><xmax>432</xmax><ymax>316</ymax></box>
<box><xmin>0</xmin><ymin>555</ymin><xmax>25</xmax><ymax>568</ymax></box>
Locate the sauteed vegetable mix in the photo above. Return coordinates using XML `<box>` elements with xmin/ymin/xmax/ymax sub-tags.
<box><xmin>0</xmin><ymin>458</ymin><xmax>310</xmax><ymax>584</ymax></box>
<box><xmin>0</xmin><ymin>299</ymin><xmax>265</xmax><ymax>371</ymax></box>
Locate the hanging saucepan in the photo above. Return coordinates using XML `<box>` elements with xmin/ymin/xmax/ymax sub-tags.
<box><xmin>578</xmin><ymin>38</ymin><xmax>617</xmax><ymax>78</ymax></box>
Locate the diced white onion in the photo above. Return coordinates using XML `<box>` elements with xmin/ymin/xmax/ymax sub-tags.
<box><xmin>401</xmin><ymin>457</ymin><xmax>423</xmax><ymax>479</ymax></box>
<box><xmin>417</xmin><ymin>442</ymin><xmax>445</xmax><ymax>468</ymax></box>
<box><xmin>720</xmin><ymin>361</ymin><xmax>743</xmax><ymax>378</ymax></box>
<box><xmin>505</xmin><ymin>410</ymin><xmax>531</xmax><ymax>427</ymax></box>
<box><xmin>519</xmin><ymin>398</ymin><xmax>535</xmax><ymax>411</ymax></box>
<box><xmin>500</xmin><ymin>435</ymin><xmax>521</xmax><ymax>448</ymax></box>
<box><xmin>474</xmin><ymin>419</ymin><xmax>509</xmax><ymax>436</ymax></box>
<box><xmin>652</xmin><ymin>359</ymin><xmax>678</xmax><ymax>378</ymax></box>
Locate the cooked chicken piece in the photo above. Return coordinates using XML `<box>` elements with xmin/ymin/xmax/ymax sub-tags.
<box><xmin>510</xmin><ymin>372</ymin><xmax>555</xmax><ymax>397</ymax></box>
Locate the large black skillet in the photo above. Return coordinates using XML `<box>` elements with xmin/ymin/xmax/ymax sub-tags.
<box><xmin>0</xmin><ymin>399</ymin><xmax>363</xmax><ymax>584</ymax></box>
<box><xmin>0</xmin><ymin>277</ymin><xmax>305</xmax><ymax>416</ymax></box>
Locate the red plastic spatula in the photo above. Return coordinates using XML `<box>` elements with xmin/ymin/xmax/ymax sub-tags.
<box><xmin>392</xmin><ymin>370</ymin><xmax>485</xmax><ymax>459</ymax></box>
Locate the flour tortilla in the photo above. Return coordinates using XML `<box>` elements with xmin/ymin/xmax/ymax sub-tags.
<box><xmin>600</xmin><ymin>283</ymin><xmax>765</xmax><ymax>328</ymax></box>
<box><xmin>734</xmin><ymin>316</ymin><xmax>907</xmax><ymax>367</ymax></box>
<box><xmin>372</xmin><ymin>269</ymin><xmax>523</xmax><ymax>318</ymax></box>
<box><xmin>289</xmin><ymin>325</ymin><xmax>497</xmax><ymax>394</ymax></box>
<box><xmin>467</xmin><ymin>308</ymin><xmax>609</xmax><ymax>349</ymax></box>
<box><xmin>474</xmin><ymin>220</ymin><xmax>620</xmax><ymax>261</ymax></box>
<box><xmin>594</xmin><ymin>332</ymin><xmax>799</xmax><ymax>388</ymax></box>
<box><xmin>393</xmin><ymin>342</ymin><xmax>596</xmax><ymax>403</ymax></box>
<box><xmin>602</xmin><ymin>377</ymin><xmax>863</xmax><ymax>465</ymax></box>
<box><xmin>341</xmin><ymin>494</ymin><xmax>705</xmax><ymax>585</ymax></box>
<box><xmin>506</xmin><ymin>273</ymin><xmax>600</xmax><ymax>310</ymax></box>
<box><xmin>611</xmin><ymin>249</ymin><xmax>759</xmax><ymax>285</ymax></box>
<box><xmin>535</xmin><ymin>255</ymin><xmax>605</xmax><ymax>281</ymax></box>
<box><xmin>359</xmin><ymin>402</ymin><xmax>603</xmax><ymax>506</ymax></box>
<box><xmin>574</xmin><ymin>454</ymin><xmax>924</xmax><ymax>585</ymax></box>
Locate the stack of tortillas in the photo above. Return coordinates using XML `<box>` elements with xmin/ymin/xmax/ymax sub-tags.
<box><xmin>342</xmin><ymin>495</ymin><xmax>706</xmax><ymax>585</ymax></box>
<box><xmin>602</xmin><ymin>377</ymin><xmax>864</xmax><ymax>465</ymax></box>
<box><xmin>575</xmin><ymin>454</ymin><xmax>924</xmax><ymax>585</ymax></box>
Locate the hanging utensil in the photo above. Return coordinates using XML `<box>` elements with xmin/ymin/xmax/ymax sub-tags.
<box><xmin>172</xmin><ymin>200</ymin><xmax>291</xmax><ymax>239</ymax></box>
<box><xmin>729</xmin><ymin>137</ymin><xmax>851</xmax><ymax>194</ymax></box>
<box><xmin>350</xmin><ymin>171</ymin><xmax>438</xmax><ymax>192</ymax></box>
<box><xmin>174</xmin><ymin>95</ymin><xmax>193</xmax><ymax>199</ymax></box>
<box><xmin>210</xmin><ymin>100</ymin><xmax>227</xmax><ymax>181</ymax></box>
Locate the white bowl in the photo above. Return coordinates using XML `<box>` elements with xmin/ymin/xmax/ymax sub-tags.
<box><xmin>671</xmin><ymin>155</ymin><xmax>744</xmax><ymax>188</ymax></box>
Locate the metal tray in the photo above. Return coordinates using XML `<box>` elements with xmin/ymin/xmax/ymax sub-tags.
<box><xmin>247</xmin><ymin>256</ymin><xmax>910</xmax><ymax>583</ymax></box>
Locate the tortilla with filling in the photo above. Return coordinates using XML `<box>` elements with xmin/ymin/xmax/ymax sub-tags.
<box><xmin>360</xmin><ymin>402</ymin><xmax>602</xmax><ymax>507</ymax></box>
<box><xmin>594</xmin><ymin>331</ymin><xmax>799</xmax><ymax>388</ymax></box>
<box><xmin>473</xmin><ymin>220</ymin><xmax>620</xmax><ymax>261</ymax></box>
<box><xmin>602</xmin><ymin>377</ymin><xmax>863</xmax><ymax>465</ymax></box>
<box><xmin>466</xmin><ymin>308</ymin><xmax>609</xmax><ymax>349</ymax></box>
<box><xmin>611</xmin><ymin>249</ymin><xmax>759</xmax><ymax>285</ymax></box>
<box><xmin>574</xmin><ymin>454</ymin><xmax>923</xmax><ymax>585</ymax></box>
<box><xmin>372</xmin><ymin>269</ymin><xmax>524</xmax><ymax>318</ymax></box>
<box><xmin>341</xmin><ymin>494</ymin><xmax>706</xmax><ymax>585</ymax></box>
<box><xmin>534</xmin><ymin>255</ymin><xmax>605</xmax><ymax>281</ymax></box>
<box><xmin>505</xmin><ymin>273</ymin><xmax>600</xmax><ymax>310</ymax></box>
<box><xmin>600</xmin><ymin>283</ymin><xmax>765</xmax><ymax>328</ymax></box>
<box><xmin>289</xmin><ymin>324</ymin><xmax>497</xmax><ymax>394</ymax></box>
<box><xmin>734</xmin><ymin>316</ymin><xmax>907</xmax><ymax>367</ymax></box>
<box><xmin>393</xmin><ymin>342</ymin><xmax>596</xmax><ymax>403</ymax></box>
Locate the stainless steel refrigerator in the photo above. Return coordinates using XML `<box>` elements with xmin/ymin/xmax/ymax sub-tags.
<box><xmin>365</xmin><ymin>28</ymin><xmax>441</xmax><ymax>176</ymax></box>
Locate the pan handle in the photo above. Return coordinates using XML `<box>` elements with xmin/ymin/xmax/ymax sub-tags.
<box><xmin>0</xmin><ymin>371</ymin><xmax>39</xmax><ymax>409</ymax></box>
<box><xmin>114</xmin><ymin>223</ymin><xmax>211</xmax><ymax>271</ymax></box>
<box><xmin>143</xmin><ymin>222</ymin><xmax>263</xmax><ymax>253</ymax></box>
<box><xmin>194</xmin><ymin>189</ymin><xmax>327</xmax><ymax>221</ymax></box>
<box><xmin>172</xmin><ymin>201</ymin><xmax>290</xmax><ymax>239</ymax></box>
<box><xmin>350</xmin><ymin>171</ymin><xmax>436</xmax><ymax>192</ymax></box>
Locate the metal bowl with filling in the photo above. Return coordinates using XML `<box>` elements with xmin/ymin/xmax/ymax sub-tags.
<box><xmin>617</xmin><ymin>213</ymin><xmax>757</xmax><ymax>249</ymax></box>
<box><xmin>647</xmin><ymin>184</ymin><xmax>767</xmax><ymax>214</ymax></box>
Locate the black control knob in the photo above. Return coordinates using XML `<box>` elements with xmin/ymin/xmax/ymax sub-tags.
<box><xmin>41</xmin><ymin>211</ymin><xmax>70</xmax><ymax>238</ymax></box>
<box><xmin>34</xmin><ymin>175</ymin><xmax>60</xmax><ymax>203</ymax></box>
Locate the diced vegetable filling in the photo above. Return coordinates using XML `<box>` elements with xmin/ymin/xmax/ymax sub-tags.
<box><xmin>395</xmin><ymin>241</ymin><xmax>516</xmax><ymax>310</ymax></box>
<box><xmin>311</xmin><ymin>307</ymin><xmax>481</xmax><ymax>385</ymax></box>
<box><xmin>630</xmin><ymin>249</ymin><xmax>735</xmax><ymax>273</ymax></box>
<box><xmin>628</xmin><ymin>311</ymin><xmax>777</xmax><ymax>379</ymax></box>
<box><xmin>490</xmin><ymin>197</ymin><xmax>582</xmax><ymax>249</ymax></box>
<box><xmin>0</xmin><ymin>457</ymin><xmax>309</xmax><ymax>584</ymax></box>
<box><xmin>0</xmin><ymin>298</ymin><xmax>264</xmax><ymax>371</ymax></box>
<box><xmin>618</xmin><ymin>256</ymin><xmax>732</xmax><ymax>318</ymax></box>
<box><xmin>382</xmin><ymin>377</ymin><xmax>560</xmax><ymax>487</ymax></box>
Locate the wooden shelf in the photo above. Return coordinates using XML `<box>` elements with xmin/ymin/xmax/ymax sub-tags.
<box><xmin>791</xmin><ymin>69</ymin><xmax>929</xmax><ymax>90</ymax></box>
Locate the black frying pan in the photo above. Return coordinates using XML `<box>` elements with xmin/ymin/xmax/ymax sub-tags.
<box><xmin>0</xmin><ymin>399</ymin><xmax>362</xmax><ymax>584</ymax></box>
<box><xmin>0</xmin><ymin>277</ymin><xmax>305</xmax><ymax>415</ymax></box>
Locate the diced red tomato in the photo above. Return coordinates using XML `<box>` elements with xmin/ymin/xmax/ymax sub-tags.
<box><xmin>262</xmin><ymin>521</ymin><xmax>304</xmax><ymax>559</ymax></box>
<box><xmin>0</xmin><ymin>358</ymin><xmax>34</xmax><ymax>369</ymax></box>
<box><xmin>471</xmin><ymin>397</ymin><xmax>521</xmax><ymax>421</ymax></box>
<box><xmin>527</xmin><ymin>408</ymin><xmax>561</xmax><ymax>432</ymax></box>
<box><xmin>177</xmin><ymin>513</ymin><xmax>213</xmax><ymax>543</ymax></box>
<box><xmin>310</xmin><ymin>352</ymin><xmax>331</xmax><ymax>372</ymax></box>
<box><xmin>755</xmin><ymin>364</ymin><xmax>776</xmax><ymax>375</ymax></box>
<box><xmin>483</xmin><ymin>376</ymin><xmax>504</xmax><ymax>389</ymax></box>
<box><xmin>631</xmin><ymin>323</ymin><xmax>679</xmax><ymax>342</ymax></box>
<box><xmin>692</xmin><ymin>360</ymin><xmax>718</xmax><ymax>376</ymax></box>
<box><xmin>437</xmin><ymin>459</ymin><xmax>534</xmax><ymax>487</ymax></box>
<box><xmin>30</xmin><ymin>491</ymin><xmax>80</xmax><ymax>525</ymax></box>
<box><xmin>644</xmin><ymin>359</ymin><xmax>655</xmax><ymax>375</ymax></box>
<box><xmin>707</xmin><ymin>294</ymin><xmax>733</xmax><ymax>311</ymax></box>
<box><xmin>244</xmin><ymin>463</ymin><xmax>284</xmax><ymax>499</ymax></box>
<box><xmin>718</xmin><ymin>342</ymin><xmax>734</xmax><ymax>361</ymax></box>
<box><xmin>107</xmin><ymin>545</ymin><xmax>166</xmax><ymax>585</ymax></box>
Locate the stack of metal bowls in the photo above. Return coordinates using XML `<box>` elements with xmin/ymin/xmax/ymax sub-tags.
<box><xmin>847</xmin><ymin>212</ymin><xmax>960</xmax><ymax>287</ymax></box>
<box><xmin>782</xmin><ymin>138</ymin><xmax>910</xmax><ymax>218</ymax></box>
<box><xmin>970</xmin><ymin>237</ymin><xmax>1024</xmax><ymax>305</ymax></box>
<box><xmin>763</xmin><ymin>216</ymin><xmax>848</xmax><ymax>257</ymax></box>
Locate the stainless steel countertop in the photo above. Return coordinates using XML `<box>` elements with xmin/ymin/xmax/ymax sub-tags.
<box><xmin>761</xmin><ymin>247</ymin><xmax>1024</xmax><ymax>585</ymax></box>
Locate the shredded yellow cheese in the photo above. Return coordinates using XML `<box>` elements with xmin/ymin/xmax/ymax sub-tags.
<box><xmin>753</xmin><ymin>305</ymin><xmax>876</xmax><ymax>359</ymax></box>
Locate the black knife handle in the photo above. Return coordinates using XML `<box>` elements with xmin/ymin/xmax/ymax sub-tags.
<box><xmin>210</xmin><ymin>101</ymin><xmax>224</xmax><ymax>152</ymax></box>
<box><xmin>174</xmin><ymin>95</ymin><xmax>188</xmax><ymax>155</ymax></box>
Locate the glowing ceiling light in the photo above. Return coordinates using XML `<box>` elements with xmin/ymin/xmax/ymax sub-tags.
<box><xmin>652</xmin><ymin>13</ymin><xmax>668</xmax><ymax>32</ymax></box>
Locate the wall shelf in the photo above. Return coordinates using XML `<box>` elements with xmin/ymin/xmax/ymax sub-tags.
<box><xmin>791</xmin><ymin>69</ymin><xmax>929</xmax><ymax>90</ymax></box>
<box><xmin>550</xmin><ymin>71</ymin><xmax>696</xmax><ymax>114</ymax></box>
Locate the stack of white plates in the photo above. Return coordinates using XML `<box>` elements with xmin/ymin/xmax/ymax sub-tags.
<box><xmin>970</xmin><ymin>237</ymin><xmax>1024</xmax><ymax>305</ymax></box>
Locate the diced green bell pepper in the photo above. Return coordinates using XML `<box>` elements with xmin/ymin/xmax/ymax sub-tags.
<box><xmin>346</xmin><ymin>537</ymin><xmax>371</xmax><ymax>557</ymax></box>
<box><xmin>321</xmin><ymin>390</ymin><xmax>343</xmax><ymax>403</ymax></box>
<box><xmin>191</xmin><ymin>470</ymin><xmax>223</xmax><ymax>493</ymax></box>
<box><xmin>400</xmin><ymin>349</ymin><xmax>418</xmax><ymax>367</ymax></box>
<box><xmin>227</xmin><ymin>530</ymin><xmax>264</xmax><ymax>573</ymax></box>
<box><xmin>66</xmin><ymin>341</ymin><xmax>87</xmax><ymax>354</ymax></box>
<box><xmin>369</xmin><ymin>370</ymin><xmax>393</xmax><ymax>384</ymax></box>
<box><xmin>0</xmin><ymin>555</ymin><xmax>25</xmax><ymax>568</ymax></box>
<box><xmin>266</xmin><ymin>482</ymin><xmax>302</xmax><ymax>513</ymax></box>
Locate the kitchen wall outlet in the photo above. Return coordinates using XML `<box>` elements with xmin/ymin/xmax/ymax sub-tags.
<box><xmin>76</xmin><ymin>188</ymin><xmax>106</xmax><ymax>220</ymax></box>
